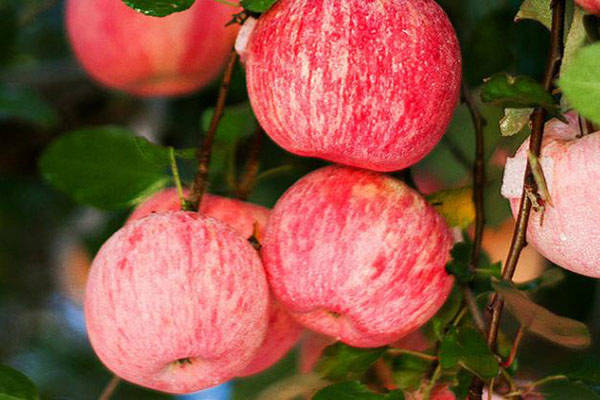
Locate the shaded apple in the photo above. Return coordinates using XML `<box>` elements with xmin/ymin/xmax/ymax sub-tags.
<box><xmin>262</xmin><ymin>166</ymin><xmax>454</xmax><ymax>347</ymax></box>
<box><xmin>238</xmin><ymin>0</ymin><xmax>461</xmax><ymax>171</ymax></box>
<box><xmin>129</xmin><ymin>188</ymin><xmax>303</xmax><ymax>376</ymax></box>
<box><xmin>85</xmin><ymin>212</ymin><xmax>269</xmax><ymax>393</ymax></box>
<box><xmin>66</xmin><ymin>0</ymin><xmax>239</xmax><ymax>96</ymax></box>
<box><xmin>502</xmin><ymin>113</ymin><xmax>600</xmax><ymax>277</ymax></box>
<box><xmin>576</xmin><ymin>0</ymin><xmax>600</xmax><ymax>14</ymax></box>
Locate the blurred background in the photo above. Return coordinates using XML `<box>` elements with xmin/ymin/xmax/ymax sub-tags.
<box><xmin>1</xmin><ymin>0</ymin><xmax>599</xmax><ymax>398</ymax></box>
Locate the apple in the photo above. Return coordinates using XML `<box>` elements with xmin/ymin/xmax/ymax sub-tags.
<box><xmin>237</xmin><ymin>0</ymin><xmax>461</xmax><ymax>171</ymax></box>
<box><xmin>502</xmin><ymin>113</ymin><xmax>600</xmax><ymax>277</ymax></box>
<box><xmin>128</xmin><ymin>188</ymin><xmax>270</xmax><ymax>239</ymax></box>
<box><xmin>129</xmin><ymin>188</ymin><xmax>303</xmax><ymax>376</ymax></box>
<box><xmin>66</xmin><ymin>0</ymin><xmax>239</xmax><ymax>97</ymax></box>
<box><xmin>576</xmin><ymin>0</ymin><xmax>600</xmax><ymax>14</ymax></box>
<box><xmin>85</xmin><ymin>212</ymin><xmax>269</xmax><ymax>393</ymax></box>
<box><xmin>261</xmin><ymin>166</ymin><xmax>454</xmax><ymax>348</ymax></box>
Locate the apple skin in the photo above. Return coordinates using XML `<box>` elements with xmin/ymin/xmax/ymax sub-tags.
<box><xmin>501</xmin><ymin>113</ymin><xmax>600</xmax><ymax>277</ymax></box>
<box><xmin>262</xmin><ymin>166</ymin><xmax>454</xmax><ymax>348</ymax></box>
<box><xmin>408</xmin><ymin>385</ymin><xmax>456</xmax><ymax>400</ymax></box>
<box><xmin>577</xmin><ymin>0</ymin><xmax>600</xmax><ymax>14</ymax></box>
<box><xmin>85</xmin><ymin>212</ymin><xmax>269</xmax><ymax>393</ymax></box>
<box><xmin>65</xmin><ymin>0</ymin><xmax>239</xmax><ymax>97</ymax></box>
<box><xmin>128</xmin><ymin>188</ymin><xmax>303</xmax><ymax>376</ymax></box>
<box><xmin>128</xmin><ymin>188</ymin><xmax>270</xmax><ymax>239</ymax></box>
<box><xmin>239</xmin><ymin>0</ymin><xmax>461</xmax><ymax>172</ymax></box>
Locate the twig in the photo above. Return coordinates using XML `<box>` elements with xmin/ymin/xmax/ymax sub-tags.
<box><xmin>461</xmin><ymin>82</ymin><xmax>487</xmax><ymax>272</ymax></box>
<box><xmin>187</xmin><ymin>49</ymin><xmax>239</xmax><ymax>210</ymax></box>
<box><xmin>98</xmin><ymin>375</ymin><xmax>120</xmax><ymax>400</ymax></box>
<box><xmin>468</xmin><ymin>1</ymin><xmax>566</xmax><ymax>398</ymax></box>
<box><xmin>386</xmin><ymin>349</ymin><xmax>438</xmax><ymax>361</ymax></box>
<box><xmin>501</xmin><ymin>326</ymin><xmax>525</xmax><ymax>368</ymax></box>
<box><xmin>463</xmin><ymin>287</ymin><xmax>486</xmax><ymax>332</ymax></box>
<box><xmin>235</xmin><ymin>126</ymin><xmax>264</xmax><ymax>200</ymax></box>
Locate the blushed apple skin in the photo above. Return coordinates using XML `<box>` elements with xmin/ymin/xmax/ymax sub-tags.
<box><xmin>85</xmin><ymin>212</ymin><xmax>269</xmax><ymax>393</ymax></box>
<box><xmin>65</xmin><ymin>0</ymin><xmax>239</xmax><ymax>97</ymax></box>
<box><xmin>262</xmin><ymin>166</ymin><xmax>454</xmax><ymax>348</ymax></box>
<box><xmin>502</xmin><ymin>113</ymin><xmax>600</xmax><ymax>278</ymax></box>
<box><xmin>240</xmin><ymin>0</ymin><xmax>461</xmax><ymax>172</ymax></box>
<box><xmin>577</xmin><ymin>0</ymin><xmax>600</xmax><ymax>14</ymax></box>
<box><xmin>128</xmin><ymin>188</ymin><xmax>270</xmax><ymax>239</ymax></box>
<box><xmin>128</xmin><ymin>189</ymin><xmax>303</xmax><ymax>376</ymax></box>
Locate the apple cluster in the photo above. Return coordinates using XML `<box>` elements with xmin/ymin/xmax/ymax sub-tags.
<box><xmin>79</xmin><ymin>0</ymin><xmax>462</xmax><ymax>395</ymax></box>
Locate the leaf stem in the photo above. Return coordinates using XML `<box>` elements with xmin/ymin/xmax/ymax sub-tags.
<box><xmin>386</xmin><ymin>349</ymin><xmax>438</xmax><ymax>361</ymax></box>
<box><xmin>501</xmin><ymin>326</ymin><xmax>525</xmax><ymax>369</ymax></box>
<box><xmin>98</xmin><ymin>375</ymin><xmax>120</xmax><ymax>400</ymax></box>
<box><xmin>187</xmin><ymin>49</ymin><xmax>239</xmax><ymax>210</ymax></box>
<box><xmin>169</xmin><ymin>147</ymin><xmax>186</xmax><ymax>209</ymax></box>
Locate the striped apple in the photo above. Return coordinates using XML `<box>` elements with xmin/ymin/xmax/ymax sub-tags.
<box><xmin>85</xmin><ymin>212</ymin><xmax>269</xmax><ymax>393</ymax></box>
<box><xmin>66</xmin><ymin>0</ymin><xmax>239</xmax><ymax>96</ymax></box>
<box><xmin>238</xmin><ymin>0</ymin><xmax>462</xmax><ymax>171</ymax></box>
<box><xmin>262</xmin><ymin>166</ymin><xmax>454</xmax><ymax>347</ymax></box>
<box><xmin>128</xmin><ymin>188</ymin><xmax>303</xmax><ymax>376</ymax></box>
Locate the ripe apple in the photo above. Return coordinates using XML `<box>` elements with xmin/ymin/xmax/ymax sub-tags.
<box><xmin>66</xmin><ymin>0</ymin><xmax>239</xmax><ymax>97</ymax></box>
<box><xmin>262</xmin><ymin>166</ymin><xmax>454</xmax><ymax>347</ymax></box>
<box><xmin>129</xmin><ymin>188</ymin><xmax>303</xmax><ymax>376</ymax></box>
<box><xmin>238</xmin><ymin>0</ymin><xmax>461</xmax><ymax>171</ymax></box>
<box><xmin>85</xmin><ymin>212</ymin><xmax>269</xmax><ymax>393</ymax></box>
<box><xmin>502</xmin><ymin>113</ymin><xmax>600</xmax><ymax>277</ymax></box>
<box><xmin>128</xmin><ymin>188</ymin><xmax>270</xmax><ymax>239</ymax></box>
<box><xmin>576</xmin><ymin>0</ymin><xmax>600</xmax><ymax>14</ymax></box>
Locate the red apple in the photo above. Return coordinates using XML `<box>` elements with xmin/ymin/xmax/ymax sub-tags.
<box><xmin>238</xmin><ymin>0</ymin><xmax>461</xmax><ymax>171</ymax></box>
<box><xmin>502</xmin><ymin>113</ymin><xmax>600</xmax><ymax>277</ymax></box>
<box><xmin>576</xmin><ymin>0</ymin><xmax>600</xmax><ymax>14</ymax></box>
<box><xmin>85</xmin><ymin>212</ymin><xmax>269</xmax><ymax>393</ymax></box>
<box><xmin>129</xmin><ymin>188</ymin><xmax>303</xmax><ymax>376</ymax></box>
<box><xmin>262</xmin><ymin>166</ymin><xmax>454</xmax><ymax>348</ymax></box>
<box><xmin>66</xmin><ymin>0</ymin><xmax>239</xmax><ymax>97</ymax></box>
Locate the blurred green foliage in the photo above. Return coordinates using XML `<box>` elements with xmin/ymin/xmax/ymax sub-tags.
<box><xmin>2</xmin><ymin>0</ymin><xmax>600</xmax><ymax>399</ymax></box>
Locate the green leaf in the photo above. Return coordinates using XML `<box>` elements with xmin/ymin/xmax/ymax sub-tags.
<box><xmin>560</xmin><ymin>43</ymin><xmax>600</xmax><ymax>124</ymax></box>
<box><xmin>439</xmin><ymin>327</ymin><xmax>499</xmax><ymax>380</ymax></box>
<box><xmin>538</xmin><ymin>380</ymin><xmax>600</xmax><ymax>400</ymax></box>
<box><xmin>316</xmin><ymin>343</ymin><xmax>386</xmax><ymax>382</ymax></box>
<box><xmin>312</xmin><ymin>381</ymin><xmax>404</xmax><ymax>400</ymax></box>
<box><xmin>499</xmin><ymin>108</ymin><xmax>533</xmax><ymax>136</ymax></box>
<box><xmin>201</xmin><ymin>103</ymin><xmax>257</xmax><ymax>141</ymax></box>
<box><xmin>122</xmin><ymin>0</ymin><xmax>195</xmax><ymax>16</ymax></box>
<box><xmin>0</xmin><ymin>3</ymin><xmax>16</xmax><ymax>65</ymax></box>
<box><xmin>240</xmin><ymin>0</ymin><xmax>278</xmax><ymax>13</ymax></box>
<box><xmin>430</xmin><ymin>285</ymin><xmax>463</xmax><ymax>340</ymax></box>
<box><xmin>39</xmin><ymin>126</ymin><xmax>172</xmax><ymax>210</ymax></box>
<box><xmin>516</xmin><ymin>268</ymin><xmax>565</xmax><ymax>291</ymax></box>
<box><xmin>445</xmin><ymin>242</ymin><xmax>474</xmax><ymax>284</ymax></box>
<box><xmin>515</xmin><ymin>0</ymin><xmax>553</xmax><ymax>29</ymax></box>
<box><xmin>0</xmin><ymin>86</ymin><xmax>58</xmax><ymax>128</ymax></box>
<box><xmin>0</xmin><ymin>365</ymin><xmax>38</xmax><ymax>400</ymax></box>
<box><xmin>481</xmin><ymin>73</ymin><xmax>559</xmax><ymax>116</ymax></box>
<box><xmin>391</xmin><ymin>354</ymin><xmax>433</xmax><ymax>391</ymax></box>
<box><xmin>492</xmin><ymin>280</ymin><xmax>591</xmax><ymax>349</ymax></box>
<box><xmin>561</xmin><ymin>7</ymin><xmax>588</xmax><ymax>78</ymax></box>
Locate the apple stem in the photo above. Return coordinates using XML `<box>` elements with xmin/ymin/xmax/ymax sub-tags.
<box><xmin>468</xmin><ymin>1</ymin><xmax>567</xmax><ymax>399</ymax></box>
<box><xmin>187</xmin><ymin>48</ymin><xmax>240</xmax><ymax>211</ymax></box>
